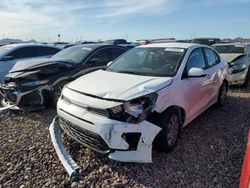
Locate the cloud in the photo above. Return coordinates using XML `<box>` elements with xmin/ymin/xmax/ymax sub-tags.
<box><xmin>96</xmin><ymin>0</ymin><xmax>181</xmax><ymax>18</ymax></box>
<box><xmin>0</xmin><ymin>0</ymin><xmax>181</xmax><ymax>40</ymax></box>
<box><xmin>0</xmin><ymin>0</ymin><xmax>93</xmax><ymax>38</ymax></box>
<box><xmin>206</xmin><ymin>0</ymin><xmax>250</xmax><ymax>5</ymax></box>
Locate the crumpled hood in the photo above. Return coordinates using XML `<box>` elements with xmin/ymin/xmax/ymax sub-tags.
<box><xmin>10</xmin><ymin>58</ymin><xmax>74</xmax><ymax>73</ymax></box>
<box><xmin>220</xmin><ymin>53</ymin><xmax>246</xmax><ymax>63</ymax></box>
<box><xmin>67</xmin><ymin>70</ymin><xmax>172</xmax><ymax>101</ymax></box>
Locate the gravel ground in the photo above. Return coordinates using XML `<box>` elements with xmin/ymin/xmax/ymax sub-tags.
<box><xmin>0</xmin><ymin>85</ymin><xmax>250</xmax><ymax>188</ymax></box>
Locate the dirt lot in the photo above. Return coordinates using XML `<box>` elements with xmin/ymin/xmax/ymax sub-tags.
<box><xmin>0</xmin><ymin>85</ymin><xmax>250</xmax><ymax>188</ymax></box>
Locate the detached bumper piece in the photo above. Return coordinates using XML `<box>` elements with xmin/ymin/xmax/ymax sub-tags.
<box><xmin>0</xmin><ymin>86</ymin><xmax>45</xmax><ymax>111</ymax></box>
<box><xmin>49</xmin><ymin>116</ymin><xmax>79</xmax><ymax>177</ymax></box>
<box><xmin>0</xmin><ymin>104</ymin><xmax>18</xmax><ymax>111</ymax></box>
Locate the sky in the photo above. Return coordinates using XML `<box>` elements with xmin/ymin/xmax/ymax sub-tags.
<box><xmin>0</xmin><ymin>0</ymin><xmax>249</xmax><ymax>42</ymax></box>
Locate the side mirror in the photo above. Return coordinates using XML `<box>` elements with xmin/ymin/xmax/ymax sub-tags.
<box><xmin>1</xmin><ymin>56</ymin><xmax>13</xmax><ymax>61</ymax></box>
<box><xmin>188</xmin><ymin>67</ymin><xmax>206</xmax><ymax>77</ymax></box>
<box><xmin>107</xmin><ymin>61</ymin><xmax>113</xmax><ymax>67</ymax></box>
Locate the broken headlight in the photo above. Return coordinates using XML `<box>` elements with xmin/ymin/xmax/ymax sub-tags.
<box><xmin>230</xmin><ymin>64</ymin><xmax>246</xmax><ymax>74</ymax></box>
<box><xmin>21</xmin><ymin>79</ymin><xmax>49</xmax><ymax>87</ymax></box>
<box><xmin>108</xmin><ymin>92</ymin><xmax>158</xmax><ymax>123</ymax></box>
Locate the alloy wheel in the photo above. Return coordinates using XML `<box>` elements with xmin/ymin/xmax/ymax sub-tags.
<box><xmin>167</xmin><ymin>114</ymin><xmax>179</xmax><ymax>146</ymax></box>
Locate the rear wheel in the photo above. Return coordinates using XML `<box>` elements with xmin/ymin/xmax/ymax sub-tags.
<box><xmin>153</xmin><ymin>109</ymin><xmax>180</xmax><ymax>153</ymax></box>
<box><xmin>217</xmin><ymin>82</ymin><xmax>227</xmax><ymax>106</ymax></box>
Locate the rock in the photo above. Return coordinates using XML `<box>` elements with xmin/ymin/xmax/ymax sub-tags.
<box><xmin>71</xmin><ymin>182</ymin><xmax>78</xmax><ymax>188</ymax></box>
<box><xmin>111</xmin><ymin>183</ymin><xmax>126</xmax><ymax>188</ymax></box>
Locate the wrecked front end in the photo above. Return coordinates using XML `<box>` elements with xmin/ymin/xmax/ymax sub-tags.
<box><xmin>50</xmin><ymin>86</ymin><xmax>161</xmax><ymax>176</ymax></box>
<box><xmin>0</xmin><ymin>61</ymin><xmax>74</xmax><ymax>111</ymax></box>
<box><xmin>223</xmin><ymin>54</ymin><xmax>249</xmax><ymax>85</ymax></box>
<box><xmin>0</xmin><ymin>78</ymin><xmax>50</xmax><ymax>111</ymax></box>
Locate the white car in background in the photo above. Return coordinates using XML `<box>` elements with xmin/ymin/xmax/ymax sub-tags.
<box><xmin>50</xmin><ymin>43</ymin><xmax>229</xmax><ymax>176</ymax></box>
<box><xmin>213</xmin><ymin>43</ymin><xmax>250</xmax><ymax>87</ymax></box>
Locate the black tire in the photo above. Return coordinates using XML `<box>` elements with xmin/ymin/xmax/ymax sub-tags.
<box><xmin>217</xmin><ymin>81</ymin><xmax>227</xmax><ymax>106</ymax></box>
<box><xmin>52</xmin><ymin>81</ymin><xmax>68</xmax><ymax>107</ymax></box>
<box><xmin>242</xmin><ymin>69</ymin><xmax>249</xmax><ymax>88</ymax></box>
<box><xmin>153</xmin><ymin>108</ymin><xmax>180</xmax><ymax>153</ymax></box>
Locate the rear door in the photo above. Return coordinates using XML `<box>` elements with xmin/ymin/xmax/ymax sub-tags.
<box><xmin>203</xmin><ymin>47</ymin><xmax>222</xmax><ymax>104</ymax></box>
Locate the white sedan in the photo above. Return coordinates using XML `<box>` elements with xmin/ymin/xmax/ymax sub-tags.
<box><xmin>50</xmin><ymin>43</ymin><xmax>229</xmax><ymax>176</ymax></box>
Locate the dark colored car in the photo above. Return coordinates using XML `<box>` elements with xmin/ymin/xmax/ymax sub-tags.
<box><xmin>191</xmin><ymin>38</ymin><xmax>221</xmax><ymax>46</ymax></box>
<box><xmin>104</xmin><ymin>39</ymin><xmax>128</xmax><ymax>45</ymax></box>
<box><xmin>0</xmin><ymin>44</ymin><xmax>128</xmax><ymax>111</ymax></box>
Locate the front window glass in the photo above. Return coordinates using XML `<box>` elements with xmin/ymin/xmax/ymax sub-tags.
<box><xmin>106</xmin><ymin>47</ymin><xmax>186</xmax><ymax>77</ymax></box>
<box><xmin>186</xmin><ymin>49</ymin><xmax>206</xmax><ymax>72</ymax></box>
<box><xmin>51</xmin><ymin>46</ymin><xmax>93</xmax><ymax>63</ymax></box>
<box><xmin>213</xmin><ymin>45</ymin><xmax>246</xmax><ymax>54</ymax></box>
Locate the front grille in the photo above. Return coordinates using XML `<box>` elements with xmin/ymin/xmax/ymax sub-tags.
<box><xmin>61</xmin><ymin>95</ymin><xmax>108</xmax><ymax>117</ymax></box>
<box><xmin>87</xmin><ymin>107</ymin><xmax>108</xmax><ymax>117</ymax></box>
<box><xmin>59</xmin><ymin>117</ymin><xmax>110</xmax><ymax>154</ymax></box>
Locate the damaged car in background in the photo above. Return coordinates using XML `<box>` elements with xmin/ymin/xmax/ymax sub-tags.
<box><xmin>213</xmin><ymin>43</ymin><xmax>250</xmax><ymax>87</ymax></box>
<box><xmin>0</xmin><ymin>44</ymin><xmax>128</xmax><ymax>111</ymax></box>
<box><xmin>0</xmin><ymin>43</ymin><xmax>61</xmax><ymax>83</ymax></box>
<box><xmin>49</xmin><ymin>42</ymin><xmax>229</xmax><ymax>177</ymax></box>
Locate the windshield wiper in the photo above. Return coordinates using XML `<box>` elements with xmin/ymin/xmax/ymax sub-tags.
<box><xmin>116</xmin><ymin>70</ymin><xmax>146</xmax><ymax>75</ymax></box>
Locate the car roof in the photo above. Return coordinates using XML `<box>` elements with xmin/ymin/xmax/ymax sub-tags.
<box><xmin>192</xmin><ymin>38</ymin><xmax>220</xmax><ymax>40</ymax></box>
<box><xmin>213</xmin><ymin>42</ymin><xmax>250</xmax><ymax>46</ymax></box>
<box><xmin>138</xmin><ymin>42</ymin><xmax>201</xmax><ymax>49</ymax></box>
<box><xmin>69</xmin><ymin>43</ymin><xmax>127</xmax><ymax>50</ymax></box>
<box><xmin>3</xmin><ymin>43</ymin><xmax>60</xmax><ymax>49</ymax></box>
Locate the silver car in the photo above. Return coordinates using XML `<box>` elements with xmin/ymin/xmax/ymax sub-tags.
<box><xmin>0</xmin><ymin>43</ymin><xmax>61</xmax><ymax>83</ymax></box>
<box><xmin>213</xmin><ymin>43</ymin><xmax>250</xmax><ymax>87</ymax></box>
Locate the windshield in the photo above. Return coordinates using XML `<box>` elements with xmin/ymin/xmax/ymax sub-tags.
<box><xmin>0</xmin><ymin>46</ymin><xmax>13</xmax><ymax>56</ymax></box>
<box><xmin>106</xmin><ymin>47</ymin><xmax>186</xmax><ymax>77</ymax></box>
<box><xmin>213</xmin><ymin>45</ymin><xmax>246</xmax><ymax>54</ymax></box>
<box><xmin>51</xmin><ymin>46</ymin><xmax>93</xmax><ymax>63</ymax></box>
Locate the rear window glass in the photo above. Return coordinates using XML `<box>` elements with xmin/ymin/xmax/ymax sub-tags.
<box><xmin>213</xmin><ymin>45</ymin><xmax>246</xmax><ymax>54</ymax></box>
<box><xmin>192</xmin><ymin>39</ymin><xmax>216</xmax><ymax>46</ymax></box>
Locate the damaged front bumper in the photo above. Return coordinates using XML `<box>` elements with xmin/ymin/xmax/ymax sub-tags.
<box><xmin>50</xmin><ymin>99</ymin><xmax>161</xmax><ymax>175</ymax></box>
<box><xmin>0</xmin><ymin>84</ymin><xmax>47</xmax><ymax>111</ymax></box>
<box><xmin>49</xmin><ymin>117</ymin><xmax>79</xmax><ymax>177</ymax></box>
<box><xmin>229</xmin><ymin>68</ymin><xmax>248</xmax><ymax>85</ymax></box>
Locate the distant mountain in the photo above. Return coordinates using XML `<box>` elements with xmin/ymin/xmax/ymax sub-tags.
<box><xmin>0</xmin><ymin>38</ymin><xmax>37</xmax><ymax>44</ymax></box>
<box><xmin>0</xmin><ymin>38</ymin><xmax>23</xmax><ymax>44</ymax></box>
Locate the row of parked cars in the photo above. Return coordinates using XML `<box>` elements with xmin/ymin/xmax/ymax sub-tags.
<box><xmin>0</xmin><ymin>40</ymin><xmax>249</xmax><ymax>179</ymax></box>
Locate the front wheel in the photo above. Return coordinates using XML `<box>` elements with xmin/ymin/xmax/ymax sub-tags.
<box><xmin>217</xmin><ymin>82</ymin><xmax>227</xmax><ymax>106</ymax></box>
<box><xmin>52</xmin><ymin>81</ymin><xmax>68</xmax><ymax>107</ymax></box>
<box><xmin>242</xmin><ymin>69</ymin><xmax>249</xmax><ymax>88</ymax></box>
<box><xmin>153</xmin><ymin>109</ymin><xmax>180</xmax><ymax>153</ymax></box>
